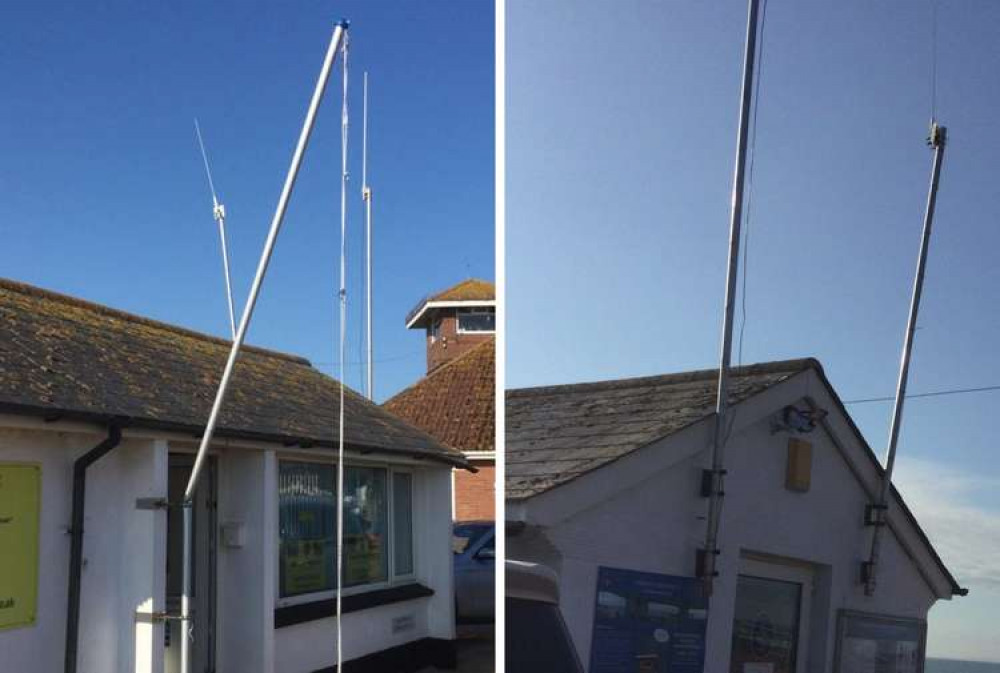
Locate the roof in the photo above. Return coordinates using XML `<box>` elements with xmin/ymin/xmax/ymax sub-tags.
<box><xmin>506</xmin><ymin>359</ymin><xmax>810</xmax><ymax>499</ymax></box>
<box><xmin>383</xmin><ymin>338</ymin><xmax>495</xmax><ymax>454</ymax></box>
<box><xmin>0</xmin><ymin>279</ymin><xmax>466</xmax><ymax>467</ymax></box>
<box><xmin>506</xmin><ymin>358</ymin><xmax>965</xmax><ymax>597</ymax></box>
<box><xmin>405</xmin><ymin>278</ymin><xmax>495</xmax><ymax>329</ymax></box>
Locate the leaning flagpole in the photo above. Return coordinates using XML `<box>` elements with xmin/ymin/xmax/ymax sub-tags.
<box><xmin>700</xmin><ymin>0</ymin><xmax>760</xmax><ymax>598</ymax></box>
<box><xmin>179</xmin><ymin>20</ymin><xmax>349</xmax><ymax>673</ymax></box>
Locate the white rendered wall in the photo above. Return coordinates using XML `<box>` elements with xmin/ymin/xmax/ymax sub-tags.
<box><xmin>510</xmin><ymin>374</ymin><xmax>942</xmax><ymax>673</ymax></box>
<box><xmin>0</xmin><ymin>429</ymin><xmax>80</xmax><ymax>672</ymax></box>
<box><xmin>215</xmin><ymin>447</ymin><xmax>277</xmax><ymax>673</ymax></box>
<box><xmin>273</xmin><ymin>464</ymin><xmax>456</xmax><ymax>673</ymax></box>
<box><xmin>0</xmin><ymin>428</ymin><xmax>167</xmax><ymax>673</ymax></box>
<box><xmin>78</xmin><ymin>437</ymin><xmax>167</xmax><ymax>673</ymax></box>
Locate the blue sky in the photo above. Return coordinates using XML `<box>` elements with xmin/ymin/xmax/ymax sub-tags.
<box><xmin>507</xmin><ymin>0</ymin><xmax>1000</xmax><ymax>663</ymax></box>
<box><xmin>0</xmin><ymin>1</ymin><xmax>494</xmax><ymax>402</ymax></box>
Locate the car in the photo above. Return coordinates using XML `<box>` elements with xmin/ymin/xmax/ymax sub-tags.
<box><xmin>506</xmin><ymin>559</ymin><xmax>584</xmax><ymax>673</ymax></box>
<box><xmin>453</xmin><ymin>521</ymin><xmax>495</xmax><ymax>623</ymax></box>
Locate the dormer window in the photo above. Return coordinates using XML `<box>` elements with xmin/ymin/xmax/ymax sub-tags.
<box><xmin>457</xmin><ymin>308</ymin><xmax>495</xmax><ymax>333</ymax></box>
<box><xmin>430</xmin><ymin>319</ymin><xmax>442</xmax><ymax>343</ymax></box>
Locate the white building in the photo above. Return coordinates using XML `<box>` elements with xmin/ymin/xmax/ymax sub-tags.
<box><xmin>506</xmin><ymin>359</ymin><xmax>966</xmax><ymax>673</ymax></box>
<box><xmin>0</xmin><ymin>279</ymin><xmax>467</xmax><ymax>673</ymax></box>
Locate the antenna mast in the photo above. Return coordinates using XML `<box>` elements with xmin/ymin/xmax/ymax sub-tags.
<box><xmin>699</xmin><ymin>0</ymin><xmax>760</xmax><ymax>597</ymax></box>
<box><xmin>179</xmin><ymin>20</ymin><xmax>349</xmax><ymax>673</ymax></box>
<box><xmin>362</xmin><ymin>71</ymin><xmax>374</xmax><ymax>399</ymax></box>
<box><xmin>862</xmin><ymin>121</ymin><xmax>947</xmax><ymax>596</ymax></box>
<box><xmin>195</xmin><ymin>119</ymin><xmax>238</xmax><ymax>339</ymax></box>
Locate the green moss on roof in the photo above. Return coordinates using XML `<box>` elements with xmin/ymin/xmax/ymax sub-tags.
<box><xmin>0</xmin><ymin>278</ymin><xmax>464</xmax><ymax>466</ymax></box>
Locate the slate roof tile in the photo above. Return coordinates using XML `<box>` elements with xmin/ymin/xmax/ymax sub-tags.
<box><xmin>0</xmin><ymin>279</ymin><xmax>464</xmax><ymax>466</ymax></box>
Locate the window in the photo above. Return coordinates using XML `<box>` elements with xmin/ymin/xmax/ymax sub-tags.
<box><xmin>456</xmin><ymin>308</ymin><xmax>495</xmax><ymax>333</ymax></box>
<box><xmin>430</xmin><ymin>319</ymin><xmax>441</xmax><ymax>343</ymax></box>
<box><xmin>278</xmin><ymin>461</ymin><xmax>336</xmax><ymax>597</ymax></box>
<box><xmin>835</xmin><ymin>611</ymin><xmax>925</xmax><ymax>673</ymax></box>
<box><xmin>343</xmin><ymin>466</ymin><xmax>388</xmax><ymax>586</ymax></box>
<box><xmin>453</xmin><ymin>522</ymin><xmax>492</xmax><ymax>555</ymax></box>
<box><xmin>278</xmin><ymin>461</ymin><xmax>415</xmax><ymax>600</ymax></box>
<box><xmin>392</xmin><ymin>472</ymin><xmax>414</xmax><ymax>576</ymax></box>
<box><xmin>730</xmin><ymin>575</ymin><xmax>802</xmax><ymax>673</ymax></box>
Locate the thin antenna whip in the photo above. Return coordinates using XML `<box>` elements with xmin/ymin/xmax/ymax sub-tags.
<box><xmin>362</xmin><ymin>71</ymin><xmax>374</xmax><ymax>400</ymax></box>
<box><xmin>194</xmin><ymin>119</ymin><xmax>238</xmax><ymax>339</ymax></box>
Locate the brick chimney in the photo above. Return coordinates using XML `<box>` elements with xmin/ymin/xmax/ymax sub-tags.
<box><xmin>405</xmin><ymin>279</ymin><xmax>495</xmax><ymax>373</ymax></box>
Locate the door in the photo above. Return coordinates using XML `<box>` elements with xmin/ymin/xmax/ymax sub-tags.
<box><xmin>730</xmin><ymin>558</ymin><xmax>812</xmax><ymax>673</ymax></box>
<box><xmin>165</xmin><ymin>455</ymin><xmax>217</xmax><ymax>673</ymax></box>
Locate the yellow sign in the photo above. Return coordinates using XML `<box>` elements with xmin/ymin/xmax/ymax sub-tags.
<box><xmin>0</xmin><ymin>464</ymin><xmax>40</xmax><ymax>630</ymax></box>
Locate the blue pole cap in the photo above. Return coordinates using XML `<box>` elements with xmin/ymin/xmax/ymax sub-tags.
<box><xmin>337</xmin><ymin>19</ymin><xmax>350</xmax><ymax>29</ymax></box>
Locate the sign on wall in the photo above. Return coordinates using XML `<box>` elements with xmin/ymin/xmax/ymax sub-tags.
<box><xmin>590</xmin><ymin>566</ymin><xmax>708</xmax><ymax>673</ymax></box>
<box><xmin>0</xmin><ymin>464</ymin><xmax>41</xmax><ymax>630</ymax></box>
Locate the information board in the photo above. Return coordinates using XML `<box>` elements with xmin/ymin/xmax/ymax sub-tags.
<box><xmin>590</xmin><ymin>566</ymin><xmax>707</xmax><ymax>673</ymax></box>
<box><xmin>0</xmin><ymin>464</ymin><xmax>40</xmax><ymax>630</ymax></box>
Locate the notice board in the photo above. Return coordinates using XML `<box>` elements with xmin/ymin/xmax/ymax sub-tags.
<box><xmin>0</xmin><ymin>464</ymin><xmax>40</xmax><ymax>630</ymax></box>
<box><xmin>590</xmin><ymin>566</ymin><xmax>707</xmax><ymax>673</ymax></box>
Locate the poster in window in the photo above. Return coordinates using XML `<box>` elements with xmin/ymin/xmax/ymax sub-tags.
<box><xmin>283</xmin><ymin>538</ymin><xmax>328</xmax><ymax>595</ymax></box>
<box><xmin>590</xmin><ymin>566</ymin><xmax>707</xmax><ymax>673</ymax></box>
<box><xmin>835</xmin><ymin>611</ymin><xmax>925</xmax><ymax>673</ymax></box>
<box><xmin>0</xmin><ymin>464</ymin><xmax>40</xmax><ymax>630</ymax></box>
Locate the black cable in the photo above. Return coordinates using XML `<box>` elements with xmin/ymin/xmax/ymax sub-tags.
<box><xmin>844</xmin><ymin>384</ymin><xmax>1000</xmax><ymax>405</ymax></box>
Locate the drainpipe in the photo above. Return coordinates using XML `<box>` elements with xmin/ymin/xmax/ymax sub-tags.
<box><xmin>65</xmin><ymin>424</ymin><xmax>122</xmax><ymax>673</ymax></box>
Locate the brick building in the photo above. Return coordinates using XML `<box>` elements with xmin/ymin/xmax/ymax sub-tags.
<box><xmin>385</xmin><ymin>279</ymin><xmax>496</xmax><ymax>521</ymax></box>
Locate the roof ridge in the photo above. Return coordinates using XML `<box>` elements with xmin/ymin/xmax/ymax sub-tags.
<box><xmin>507</xmin><ymin>358</ymin><xmax>821</xmax><ymax>396</ymax></box>
<box><xmin>384</xmin><ymin>336</ymin><xmax>495</xmax><ymax>406</ymax></box>
<box><xmin>0</xmin><ymin>277</ymin><xmax>311</xmax><ymax>366</ymax></box>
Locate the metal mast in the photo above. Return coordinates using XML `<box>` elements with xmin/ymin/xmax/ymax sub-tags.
<box><xmin>863</xmin><ymin>121</ymin><xmax>947</xmax><ymax>596</ymax></box>
<box><xmin>194</xmin><ymin>119</ymin><xmax>238</xmax><ymax>339</ymax></box>
<box><xmin>362</xmin><ymin>71</ymin><xmax>374</xmax><ymax>400</ymax></box>
<box><xmin>179</xmin><ymin>20</ymin><xmax>349</xmax><ymax>673</ymax></box>
<box><xmin>700</xmin><ymin>0</ymin><xmax>760</xmax><ymax>597</ymax></box>
<box><xmin>336</xmin><ymin>32</ymin><xmax>350</xmax><ymax>673</ymax></box>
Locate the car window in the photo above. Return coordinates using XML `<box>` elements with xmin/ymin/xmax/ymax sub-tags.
<box><xmin>453</xmin><ymin>523</ymin><xmax>491</xmax><ymax>555</ymax></box>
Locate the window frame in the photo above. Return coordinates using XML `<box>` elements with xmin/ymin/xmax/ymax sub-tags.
<box><xmin>455</xmin><ymin>307</ymin><xmax>496</xmax><ymax>334</ymax></box>
<box><xmin>832</xmin><ymin>610</ymin><xmax>927</xmax><ymax>673</ymax></box>
<box><xmin>275</xmin><ymin>457</ymin><xmax>418</xmax><ymax>609</ymax></box>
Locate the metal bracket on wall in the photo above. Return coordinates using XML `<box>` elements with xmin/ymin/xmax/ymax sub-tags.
<box><xmin>135</xmin><ymin>611</ymin><xmax>184</xmax><ymax>624</ymax></box>
<box><xmin>863</xmin><ymin>503</ymin><xmax>887</xmax><ymax>527</ymax></box>
<box><xmin>700</xmin><ymin>468</ymin><xmax>726</xmax><ymax>498</ymax></box>
<box><xmin>135</xmin><ymin>497</ymin><xmax>175</xmax><ymax>510</ymax></box>
<box><xmin>695</xmin><ymin>548</ymin><xmax>720</xmax><ymax>579</ymax></box>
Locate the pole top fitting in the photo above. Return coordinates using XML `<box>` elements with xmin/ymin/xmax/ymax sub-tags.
<box><xmin>336</xmin><ymin>19</ymin><xmax>350</xmax><ymax>30</ymax></box>
<box><xmin>928</xmin><ymin>122</ymin><xmax>947</xmax><ymax>148</ymax></box>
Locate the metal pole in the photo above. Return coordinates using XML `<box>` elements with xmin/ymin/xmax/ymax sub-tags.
<box><xmin>217</xmin><ymin>212</ymin><xmax>237</xmax><ymax>339</ymax></box>
<box><xmin>195</xmin><ymin>120</ymin><xmax>238</xmax><ymax>339</ymax></box>
<box><xmin>362</xmin><ymin>71</ymin><xmax>374</xmax><ymax>400</ymax></box>
<box><xmin>180</xmin><ymin>21</ymin><xmax>348</xmax><ymax>673</ymax></box>
<box><xmin>336</xmin><ymin>34</ymin><xmax>350</xmax><ymax>673</ymax></box>
<box><xmin>701</xmin><ymin>0</ymin><xmax>760</xmax><ymax>597</ymax></box>
<box><xmin>864</xmin><ymin>121</ymin><xmax>947</xmax><ymax>596</ymax></box>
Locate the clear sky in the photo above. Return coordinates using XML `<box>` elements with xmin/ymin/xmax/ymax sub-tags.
<box><xmin>507</xmin><ymin>0</ymin><xmax>1000</xmax><ymax>663</ymax></box>
<box><xmin>0</xmin><ymin>1</ymin><xmax>494</xmax><ymax>402</ymax></box>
